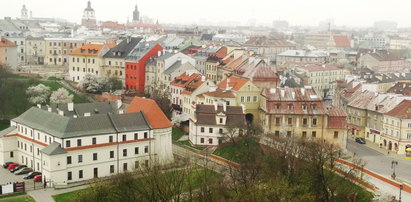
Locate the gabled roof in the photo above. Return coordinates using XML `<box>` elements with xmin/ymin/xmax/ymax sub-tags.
<box><xmin>41</xmin><ymin>142</ymin><xmax>67</xmax><ymax>155</ymax></box>
<box><xmin>170</xmin><ymin>72</ymin><xmax>201</xmax><ymax>88</ymax></box>
<box><xmin>195</xmin><ymin>104</ymin><xmax>245</xmax><ymax>127</ymax></box>
<box><xmin>126</xmin><ymin>97</ymin><xmax>173</xmax><ymax>129</ymax></box>
<box><xmin>103</xmin><ymin>37</ymin><xmax>143</xmax><ymax>59</ymax></box>
<box><xmin>385</xmin><ymin>100</ymin><xmax>411</xmax><ymax>119</ymax></box>
<box><xmin>202</xmin><ymin>89</ymin><xmax>236</xmax><ymax>98</ymax></box>
<box><xmin>69</xmin><ymin>44</ymin><xmax>116</xmax><ymax>56</ymax></box>
<box><xmin>218</xmin><ymin>76</ymin><xmax>249</xmax><ymax>91</ymax></box>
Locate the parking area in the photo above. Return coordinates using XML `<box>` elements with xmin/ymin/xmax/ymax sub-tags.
<box><xmin>0</xmin><ymin>165</ymin><xmax>41</xmax><ymax>190</ymax></box>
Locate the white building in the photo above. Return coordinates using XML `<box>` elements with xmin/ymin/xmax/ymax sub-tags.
<box><xmin>189</xmin><ymin>103</ymin><xmax>245</xmax><ymax>146</ymax></box>
<box><xmin>0</xmin><ymin>100</ymin><xmax>173</xmax><ymax>187</ymax></box>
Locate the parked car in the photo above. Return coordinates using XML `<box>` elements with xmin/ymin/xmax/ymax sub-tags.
<box><xmin>10</xmin><ymin>165</ymin><xmax>27</xmax><ymax>173</ymax></box>
<box><xmin>3</xmin><ymin>162</ymin><xmax>13</xmax><ymax>168</ymax></box>
<box><xmin>33</xmin><ymin>175</ymin><xmax>42</xmax><ymax>182</ymax></box>
<box><xmin>24</xmin><ymin>171</ymin><xmax>42</xmax><ymax>179</ymax></box>
<box><xmin>14</xmin><ymin>167</ymin><xmax>33</xmax><ymax>175</ymax></box>
<box><xmin>355</xmin><ymin>137</ymin><xmax>366</xmax><ymax>144</ymax></box>
<box><xmin>7</xmin><ymin>163</ymin><xmax>19</xmax><ymax>171</ymax></box>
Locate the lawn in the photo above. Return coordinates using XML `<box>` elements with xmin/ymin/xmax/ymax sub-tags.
<box><xmin>53</xmin><ymin>189</ymin><xmax>87</xmax><ymax>202</ymax></box>
<box><xmin>41</xmin><ymin>81</ymin><xmax>89</xmax><ymax>104</ymax></box>
<box><xmin>213</xmin><ymin>139</ymin><xmax>263</xmax><ymax>162</ymax></box>
<box><xmin>0</xmin><ymin>195</ymin><xmax>35</xmax><ymax>202</ymax></box>
<box><xmin>0</xmin><ymin>119</ymin><xmax>10</xmax><ymax>131</ymax></box>
<box><xmin>172</xmin><ymin>127</ymin><xmax>185</xmax><ymax>141</ymax></box>
<box><xmin>179</xmin><ymin>140</ymin><xmax>206</xmax><ymax>150</ymax></box>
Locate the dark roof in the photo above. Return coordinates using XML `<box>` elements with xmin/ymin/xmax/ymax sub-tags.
<box><xmin>195</xmin><ymin>104</ymin><xmax>245</xmax><ymax>127</ymax></box>
<box><xmin>12</xmin><ymin>107</ymin><xmax>151</xmax><ymax>138</ymax></box>
<box><xmin>103</xmin><ymin>37</ymin><xmax>143</xmax><ymax>59</ymax></box>
<box><xmin>41</xmin><ymin>142</ymin><xmax>67</xmax><ymax>155</ymax></box>
<box><xmin>0</xmin><ymin>126</ymin><xmax>16</xmax><ymax>137</ymax></box>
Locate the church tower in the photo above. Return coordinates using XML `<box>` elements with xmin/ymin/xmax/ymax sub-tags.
<box><xmin>133</xmin><ymin>5</ymin><xmax>140</xmax><ymax>22</ymax></box>
<box><xmin>81</xmin><ymin>1</ymin><xmax>97</xmax><ymax>29</ymax></box>
<box><xmin>21</xmin><ymin>4</ymin><xmax>28</xmax><ymax>20</ymax></box>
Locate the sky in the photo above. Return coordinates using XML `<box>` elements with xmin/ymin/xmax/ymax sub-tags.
<box><xmin>1</xmin><ymin>0</ymin><xmax>411</xmax><ymax>27</ymax></box>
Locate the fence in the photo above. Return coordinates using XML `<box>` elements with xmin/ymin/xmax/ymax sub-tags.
<box><xmin>0</xmin><ymin>182</ymin><xmax>24</xmax><ymax>195</ymax></box>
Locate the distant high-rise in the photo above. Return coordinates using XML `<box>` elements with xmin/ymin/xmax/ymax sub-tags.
<box><xmin>21</xmin><ymin>4</ymin><xmax>28</xmax><ymax>20</ymax></box>
<box><xmin>81</xmin><ymin>1</ymin><xmax>97</xmax><ymax>29</ymax></box>
<box><xmin>133</xmin><ymin>5</ymin><xmax>140</xmax><ymax>22</ymax></box>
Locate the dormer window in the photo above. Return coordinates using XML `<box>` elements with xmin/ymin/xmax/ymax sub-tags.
<box><xmin>302</xmin><ymin>104</ymin><xmax>307</xmax><ymax>110</ymax></box>
<box><xmin>311</xmin><ymin>104</ymin><xmax>317</xmax><ymax>110</ymax></box>
<box><xmin>288</xmin><ymin>104</ymin><xmax>293</xmax><ymax>110</ymax></box>
<box><xmin>276</xmin><ymin>104</ymin><xmax>281</xmax><ymax>109</ymax></box>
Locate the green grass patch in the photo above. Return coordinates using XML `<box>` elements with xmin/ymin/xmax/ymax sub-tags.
<box><xmin>0</xmin><ymin>119</ymin><xmax>10</xmax><ymax>131</ymax></box>
<box><xmin>0</xmin><ymin>192</ymin><xmax>25</xmax><ymax>200</ymax></box>
<box><xmin>52</xmin><ymin>189</ymin><xmax>88</xmax><ymax>202</ymax></box>
<box><xmin>0</xmin><ymin>194</ymin><xmax>35</xmax><ymax>202</ymax></box>
<box><xmin>47</xmin><ymin>76</ymin><xmax>61</xmax><ymax>81</ymax></box>
<box><xmin>40</xmin><ymin>81</ymin><xmax>89</xmax><ymax>104</ymax></box>
<box><xmin>213</xmin><ymin>139</ymin><xmax>262</xmax><ymax>162</ymax></box>
<box><xmin>179</xmin><ymin>140</ymin><xmax>206</xmax><ymax>150</ymax></box>
<box><xmin>172</xmin><ymin>127</ymin><xmax>185</xmax><ymax>141</ymax></box>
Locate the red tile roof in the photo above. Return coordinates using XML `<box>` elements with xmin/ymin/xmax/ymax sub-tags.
<box><xmin>385</xmin><ymin>100</ymin><xmax>411</xmax><ymax>119</ymax></box>
<box><xmin>170</xmin><ymin>72</ymin><xmax>201</xmax><ymax>88</ymax></box>
<box><xmin>69</xmin><ymin>44</ymin><xmax>116</xmax><ymax>56</ymax></box>
<box><xmin>0</xmin><ymin>37</ymin><xmax>16</xmax><ymax>47</ymax></box>
<box><xmin>333</xmin><ymin>35</ymin><xmax>351</xmax><ymax>47</ymax></box>
<box><xmin>327</xmin><ymin>109</ymin><xmax>347</xmax><ymax>117</ymax></box>
<box><xmin>203</xmin><ymin>88</ymin><xmax>236</xmax><ymax>98</ymax></box>
<box><xmin>126</xmin><ymin>97</ymin><xmax>173</xmax><ymax>129</ymax></box>
<box><xmin>218</xmin><ymin>76</ymin><xmax>249</xmax><ymax>91</ymax></box>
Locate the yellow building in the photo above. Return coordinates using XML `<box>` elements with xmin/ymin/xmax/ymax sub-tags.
<box><xmin>217</xmin><ymin>75</ymin><xmax>261</xmax><ymax>123</ymax></box>
<box><xmin>26</xmin><ymin>36</ymin><xmax>46</xmax><ymax>64</ymax></box>
<box><xmin>68</xmin><ymin>44</ymin><xmax>115</xmax><ymax>82</ymax></box>
<box><xmin>381</xmin><ymin>100</ymin><xmax>411</xmax><ymax>155</ymax></box>
<box><xmin>259</xmin><ymin>87</ymin><xmax>347</xmax><ymax>147</ymax></box>
<box><xmin>45</xmin><ymin>38</ymin><xmax>85</xmax><ymax>66</ymax></box>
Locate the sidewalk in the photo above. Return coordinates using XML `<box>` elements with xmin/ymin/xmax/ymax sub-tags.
<box><xmin>361</xmin><ymin>138</ymin><xmax>406</xmax><ymax>162</ymax></box>
<box><xmin>27</xmin><ymin>184</ymin><xmax>88</xmax><ymax>202</ymax></box>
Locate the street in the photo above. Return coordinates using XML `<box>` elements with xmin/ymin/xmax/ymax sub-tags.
<box><xmin>347</xmin><ymin>139</ymin><xmax>411</xmax><ymax>184</ymax></box>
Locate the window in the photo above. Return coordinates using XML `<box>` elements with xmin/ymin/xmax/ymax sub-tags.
<box><xmin>110</xmin><ymin>165</ymin><xmax>115</xmax><ymax>173</ymax></box>
<box><xmin>144</xmin><ymin>132</ymin><xmax>148</xmax><ymax>139</ymax></box>
<box><xmin>67</xmin><ymin>156</ymin><xmax>72</xmax><ymax>164</ymax></box>
<box><xmin>275</xmin><ymin>117</ymin><xmax>280</xmax><ymax>125</ymax></box>
<box><xmin>110</xmin><ymin>151</ymin><xmax>114</xmax><ymax>158</ymax></box>
<box><xmin>241</xmin><ymin>96</ymin><xmax>245</xmax><ymax>102</ymax></box>
<box><xmin>312</xmin><ymin>118</ymin><xmax>317</xmax><ymax>126</ymax></box>
<box><xmin>303</xmin><ymin>118</ymin><xmax>308</xmax><ymax>125</ymax></box>
<box><xmin>274</xmin><ymin>131</ymin><xmax>280</xmax><ymax>137</ymax></box>
<box><xmin>77</xmin><ymin>139</ymin><xmax>82</xmax><ymax>146</ymax></box>
<box><xmin>334</xmin><ymin>131</ymin><xmax>339</xmax><ymax>139</ymax></box>
<box><xmin>10</xmin><ymin>151</ymin><xmax>13</xmax><ymax>158</ymax></box>
<box><xmin>93</xmin><ymin>153</ymin><xmax>98</xmax><ymax>161</ymax></box>
<box><xmin>288</xmin><ymin>118</ymin><xmax>292</xmax><ymax>125</ymax></box>
<box><xmin>66</xmin><ymin>140</ymin><xmax>70</xmax><ymax>148</ymax></box>
<box><xmin>209</xmin><ymin>128</ymin><xmax>213</xmax><ymax>133</ymax></box>
<box><xmin>123</xmin><ymin>149</ymin><xmax>127</xmax><ymax>157</ymax></box>
<box><xmin>246</xmin><ymin>96</ymin><xmax>251</xmax><ymax>102</ymax></box>
<box><xmin>407</xmin><ymin>133</ymin><xmax>411</xmax><ymax>139</ymax></box>
<box><xmin>109</xmin><ymin>136</ymin><xmax>113</xmax><ymax>143</ymax></box>
<box><xmin>253</xmin><ymin>96</ymin><xmax>257</xmax><ymax>102</ymax></box>
<box><xmin>219</xmin><ymin>128</ymin><xmax>223</xmax><ymax>134</ymax></box>
<box><xmin>408</xmin><ymin>123</ymin><xmax>411</xmax><ymax>128</ymax></box>
<box><xmin>219</xmin><ymin>118</ymin><xmax>223</xmax><ymax>124</ymax></box>
<box><xmin>209</xmin><ymin>138</ymin><xmax>213</xmax><ymax>144</ymax></box>
<box><xmin>68</xmin><ymin>172</ymin><xmax>72</xmax><ymax>181</ymax></box>
<box><xmin>302</xmin><ymin>131</ymin><xmax>307</xmax><ymax>138</ymax></box>
<box><xmin>78</xmin><ymin>155</ymin><xmax>83</xmax><ymax>163</ymax></box>
<box><xmin>123</xmin><ymin>163</ymin><xmax>128</xmax><ymax>171</ymax></box>
<box><xmin>122</xmin><ymin>135</ymin><xmax>127</xmax><ymax>141</ymax></box>
<box><xmin>144</xmin><ymin>146</ymin><xmax>149</xmax><ymax>153</ymax></box>
<box><xmin>312</xmin><ymin>131</ymin><xmax>317</xmax><ymax>138</ymax></box>
<box><xmin>135</xmin><ymin>161</ymin><xmax>139</xmax><ymax>169</ymax></box>
<box><xmin>134</xmin><ymin>133</ymin><xmax>138</xmax><ymax>140</ymax></box>
<box><xmin>201</xmin><ymin>127</ymin><xmax>205</xmax><ymax>132</ymax></box>
<box><xmin>287</xmin><ymin>131</ymin><xmax>292</xmax><ymax>138</ymax></box>
<box><xmin>92</xmin><ymin>137</ymin><xmax>97</xmax><ymax>145</ymax></box>
<box><xmin>200</xmin><ymin>138</ymin><xmax>204</xmax><ymax>143</ymax></box>
<box><xmin>79</xmin><ymin>170</ymin><xmax>83</xmax><ymax>179</ymax></box>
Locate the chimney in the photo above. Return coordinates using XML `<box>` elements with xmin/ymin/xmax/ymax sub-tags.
<box><xmin>126</xmin><ymin>35</ymin><xmax>131</xmax><ymax>44</ymax></box>
<box><xmin>119</xmin><ymin>110</ymin><xmax>124</xmax><ymax>114</ymax></box>
<box><xmin>158</xmin><ymin>50</ymin><xmax>161</xmax><ymax>57</ymax></box>
<box><xmin>214</xmin><ymin>102</ymin><xmax>218</xmax><ymax>111</ymax></box>
<box><xmin>116</xmin><ymin>100</ymin><xmax>122</xmax><ymax>109</ymax></box>
<box><xmin>280</xmin><ymin>89</ymin><xmax>285</xmax><ymax>97</ymax></box>
<box><xmin>201</xmin><ymin>75</ymin><xmax>205</xmax><ymax>82</ymax></box>
<box><xmin>291</xmin><ymin>92</ymin><xmax>295</xmax><ymax>99</ymax></box>
<box><xmin>301</xmin><ymin>88</ymin><xmax>305</xmax><ymax>96</ymax></box>
<box><xmin>67</xmin><ymin>103</ymin><xmax>74</xmax><ymax>111</ymax></box>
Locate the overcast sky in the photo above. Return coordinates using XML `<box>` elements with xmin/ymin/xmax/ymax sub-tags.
<box><xmin>2</xmin><ymin>0</ymin><xmax>411</xmax><ymax>27</ymax></box>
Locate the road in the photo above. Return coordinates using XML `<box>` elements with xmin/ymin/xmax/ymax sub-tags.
<box><xmin>347</xmin><ymin>139</ymin><xmax>411</xmax><ymax>184</ymax></box>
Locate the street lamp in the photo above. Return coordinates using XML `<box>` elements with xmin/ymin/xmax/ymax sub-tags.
<box><xmin>391</xmin><ymin>160</ymin><xmax>398</xmax><ymax>180</ymax></box>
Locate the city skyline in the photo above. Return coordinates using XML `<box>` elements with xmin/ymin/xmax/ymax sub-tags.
<box><xmin>1</xmin><ymin>0</ymin><xmax>411</xmax><ymax>27</ymax></box>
